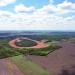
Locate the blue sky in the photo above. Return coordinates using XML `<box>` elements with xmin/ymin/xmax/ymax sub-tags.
<box><xmin>0</xmin><ymin>0</ymin><xmax>75</xmax><ymax>31</ymax></box>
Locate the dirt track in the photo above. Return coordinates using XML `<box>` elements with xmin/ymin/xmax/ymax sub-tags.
<box><xmin>0</xmin><ymin>58</ymin><xmax>23</xmax><ymax>75</ymax></box>
<box><xmin>8</xmin><ymin>38</ymin><xmax>48</xmax><ymax>49</ymax></box>
<box><xmin>27</xmin><ymin>41</ymin><xmax>75</xmax><ymax>75</ymax></box>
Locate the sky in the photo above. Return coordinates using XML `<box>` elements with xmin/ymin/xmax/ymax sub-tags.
<box><xmin>0</xmin><ymin>0</ymin><xmax>75</xmax><ymax>31</ymax></box>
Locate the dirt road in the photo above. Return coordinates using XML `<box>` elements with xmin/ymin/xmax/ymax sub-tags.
<box><xmin>8</xmin><ymin>38</ymin><xmax>48</xmax><ymax>49</ymax></box>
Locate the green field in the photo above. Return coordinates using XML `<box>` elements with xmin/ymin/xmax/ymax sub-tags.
<box><xmin>0</xmin><ymin>39</ymin><xmax>61</xmax><ymax>58</ymax></box>
<box><xmin>0</xmin><ymin>36</ymin><xmax>64</xmax><ymax>75</ymax></box>
<box><xmin>0</xmin><ymin>39</ymin><xmax>21</xmax><ymax>58</ymax></box>
<box><xmin>10</xmin><ymin>55</ymin><xmax>50</xmax><ymax>75</ymax></box>
<box><xmin>16</xmin><ymin>39</ymin><xmax>37</xmax><ymax>47</ymax></box>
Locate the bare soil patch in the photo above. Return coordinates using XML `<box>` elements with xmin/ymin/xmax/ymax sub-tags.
<box><xmin>0</xmin><ymin>58</ymin><xmax>23</xmax><ymax>75</ymax></box>
<box><xmin>9</xmin><ymin>38</ymin><xmax>48</xmax><ymax>49</ymax></box>
<box><xmin>27</xmin><ymin>41</ymin><xmax>75</xmax><ymax>75</ymax></box>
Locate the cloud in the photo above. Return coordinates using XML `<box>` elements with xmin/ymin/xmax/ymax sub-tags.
<box><xmin>57</xmin><ymin>0</ymin><xmax>72</xmax><ymax>8</ymax></box>
<box><xmin>0</xmin><ymin>0</ymin><xmax>16</xmax><ymax>6</ymax></box>
<box><xmin>38</xmin><ymin>1</ymin><xmax>75</xmax><ymax>15</ymax></box>
<box><xmin>15</xmin><ymin>4</ymin><xmax>35</xmax><ymax>13</ymax></box>
<box><xmin>0</xmin><ymin>9</ymin><xmax>74</xmax><ymax>31</ymax></box>
<box><xmin>57</xmin><ymin>1</ymin><xmax>75</xmax><ymax>13</ymax></box>
<box><xmin>0</xmin><ymin>0</ymin><xmax>75</xmax><ymax>30</ymax></box>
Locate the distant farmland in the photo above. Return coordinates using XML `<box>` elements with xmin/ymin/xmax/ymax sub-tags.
<box><xmin>0</xmin><ymin>31</ymin><xmax>75</xmax><ymax>75</ymax></box>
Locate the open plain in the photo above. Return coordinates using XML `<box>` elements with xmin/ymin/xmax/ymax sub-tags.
<box><xmin>27</xmin><ymin>41</ymin><xmax>75</xmax><ymax>75</ymax></box>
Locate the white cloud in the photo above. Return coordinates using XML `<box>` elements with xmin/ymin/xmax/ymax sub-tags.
<box><xmin>57</xmin><ymin>1</ymin><xmax>75</xmax><ymax>13</ymax></box>
<box><xmin>0</xmin><ymin>0</ymin><xmax>16</xmax><ymax>6</ymax></box>
<box><xmin>38</xmin><ymin>1</ymin><xmax>75</xmax><ymax>15</ymax></box>
<box><xmin>0</xmin><ymin>10</ymin><xmax>74</xmax><ymax>31</ymax></box>
<box><xmin>0</xmin><ymin>0</ymin><xmax>75</xmax><ymax>30</ymax></box>
<box><xmin>57</xmin><ymin>1</ymin><xmax>72</xmax><ymax>8</ymax></box>
<box><xmin>15</xmin><ymin>4</ymin><xmax>35</xmax><ymax>13</ymax></box>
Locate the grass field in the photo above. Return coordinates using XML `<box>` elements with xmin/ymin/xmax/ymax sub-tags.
<box><xmin>0</xmin><ymin>38</ymin><xmax>61</xmax><ymax>58</ymax></box>
<box><xmin>10</xmin><ymin>55</ymin><xmax>50</xmax><ymax>75</ymax></box>
<box><xmin>0</xmin><ymin>39</ymin><xmax>21</xmax><ymax>58</ymax></box>
<box><xmin>16</xmin><ymin>39</ymin><xmax>37</xmax><ymax>47</ymax></box>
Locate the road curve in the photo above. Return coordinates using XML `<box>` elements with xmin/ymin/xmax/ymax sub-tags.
<box><xmin>8</xmin><ymin>38</ymin><xmax>48</xmax><ymax>49</ymax></box>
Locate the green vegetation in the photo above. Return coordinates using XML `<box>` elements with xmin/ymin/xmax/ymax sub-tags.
<box><xmin>18</xmin><ymin>45</ymin><xmax>61</xmax><ymax>56</ymax></box>
<box><xmin>29</xmin><ymin>45</ymin><xmax>61</xmax><ymax>56</ymax></box>
<box><xmin>16</xmin><ymin>39</ymin><xmax>37</xmax><ymax>47</ymax></box>
<box><xmin>0</xmin><ymin>39</ymin><xmax>61</xmax><ymax>58</ymax></box>
<box><xmin>10</xmin><ymin>55</ymin><xmax>50</xmax><ymax>75</ymax></box>
<box><xmin>0</xmin><ymin>39</ymin><xmax>21</xmax><ymax>58</ymax></box>
<box><xmin>0</xmin><ymin>47</ymin><xmax>20</xmax><ymax>58</ymax></box>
